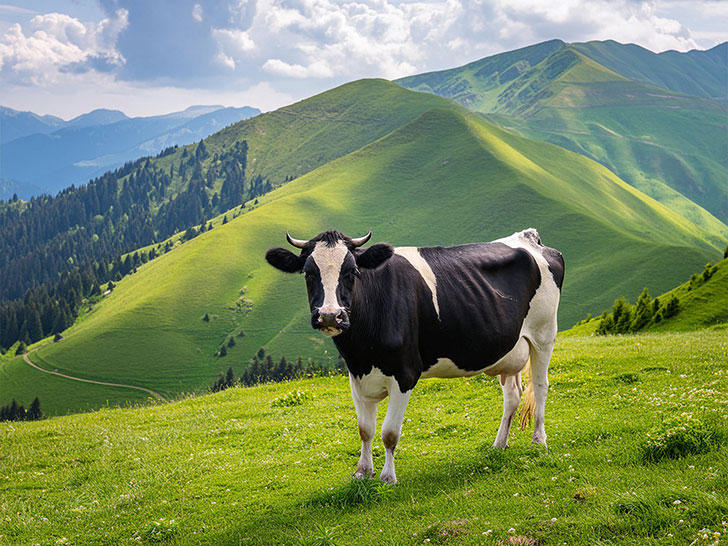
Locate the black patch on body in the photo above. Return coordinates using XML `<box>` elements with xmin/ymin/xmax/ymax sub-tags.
<box><xmin>334</xmin><ymin>242</ymin><xmax>543</xmax><ymax>392</ymax></box>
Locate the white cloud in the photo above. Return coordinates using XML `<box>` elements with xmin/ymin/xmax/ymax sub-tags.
<box><xmin>262</xmin><ymin>58</ymin><xmax>333</xmax><ymax>78</ymax></box>
<box><xmin>212</xmin><ymin>27</ymin><xmax>255</xmax><ymax>69</ymax></box>
<box><xmin>0</xmin><ymin>9</ymin><xmax>128</xmax><ymax>85</ymax></box>
<box><xmin>192</xmin><ymin>3</ymin><xmax>204</xmax><ymax>22</ymax></box>
<box><xmin>2</xmin><ymin>0</ymin><xmax>725</xmax><ymax>118</ymax></box>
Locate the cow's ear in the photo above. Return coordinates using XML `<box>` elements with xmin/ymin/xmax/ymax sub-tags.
<box><xmin>356</xmin><ymin>243</ymin><xmax>394</xmax><ymax>269</ymax></box>
<box><xmin>265</xmin><ymin>247</ymin><xmax>303</xmax><ymax>273</ymax></box>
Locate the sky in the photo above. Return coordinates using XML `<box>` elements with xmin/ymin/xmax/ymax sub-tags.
<box><xmin>0</xmin><ymin>0</ymin><xmax>726</xmax><ymax>119</ymax></box>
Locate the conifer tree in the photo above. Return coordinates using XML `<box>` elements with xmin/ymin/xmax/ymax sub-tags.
<box><xmin>629</xmin><ymin>287</ymin><xmax>653</xmax><ymax>332</ymax></box>
<box><xmin>28</xmin><ymin>397</ymin><xmax>42</xmax><ymax>420</ymax></box>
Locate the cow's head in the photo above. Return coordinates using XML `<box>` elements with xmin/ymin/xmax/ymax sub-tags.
<box><xmin>265</xmin><ymin>230</ymin><xmax>393</xmax><ymax>336</ymax></box>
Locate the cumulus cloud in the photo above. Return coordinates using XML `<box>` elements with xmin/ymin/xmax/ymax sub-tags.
<box><xmin>0</xmin><ymin>9</ymin><xmax>128</xmax><ymax>84</ymax></box>
<box><xmin>1</xmin><ymin>0</ymin><xmax>722</xmax><ymax>118</ymax></box>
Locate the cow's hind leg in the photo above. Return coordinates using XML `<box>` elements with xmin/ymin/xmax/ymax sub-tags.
<box><xmin>492</xmin><ymin>373</ymin><xmax>523</xmax><ymax>448</ymax></box>
<box><xmin>379</xmin><ymin>384</ymin><xmax>412</xmax><ymax>485</ymax></box>
<box><xmin>528</xmin><ymin>339</ymin><xmax>555</xmax><ymax>446</ymax></box>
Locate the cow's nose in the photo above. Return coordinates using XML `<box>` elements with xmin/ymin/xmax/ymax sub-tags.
<box><xmin>317</xmin><ymin>308</ymin><xmax>344</xmax><ymax>327</ymax></box>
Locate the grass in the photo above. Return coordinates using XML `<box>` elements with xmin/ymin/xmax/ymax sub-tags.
<box><xmin>1</xmin><ymin>330</ymin><xmax>726</xmax><ymax>545</ymax></box>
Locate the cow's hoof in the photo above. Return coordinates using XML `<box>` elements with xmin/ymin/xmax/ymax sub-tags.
<box><xmin>379</xmin><ymin>473</ymin><xmax>397</xmax><ymax>485</ymax></box>
<box><xmin>531</xmin><ymin>437</ymin><xmax>548</xmax><ymax>449</ymax></box>
<box><xmin>491</xmin><ymin>442</ymin><xmax>508</xmax><ymax>449</ymax></box>
<box><xmin>353</xmin><ymin>467</ymin><xmax>375</xmax><ymax>479</ymax></box>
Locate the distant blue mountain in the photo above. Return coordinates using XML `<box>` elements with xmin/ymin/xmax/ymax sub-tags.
<box><xmin>0</xmin><ymin>106</ymin><xmax>65</xmax><ymax>143</ymax></box>
<box><xmin>0</xmin><ymin>105</ymin><xmax>260</xmax><ymax>199</ymax></box>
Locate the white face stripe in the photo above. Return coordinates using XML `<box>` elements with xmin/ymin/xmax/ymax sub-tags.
<box><xmin>310</xmin><ymin>241</ymin><xmax>349</xmax><ymax>311</ymax></box>
<box><xmin>394</xmin><ymin>247</ymin><xmax>440</xmax><ymax>319</ymax></box>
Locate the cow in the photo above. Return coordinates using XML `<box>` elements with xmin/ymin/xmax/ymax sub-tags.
<box><xmin>265</xmin><ymin>228</ymin><xmax>564</xmax><ymax>484</ymax></box>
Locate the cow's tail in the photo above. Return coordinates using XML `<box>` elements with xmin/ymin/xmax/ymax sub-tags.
<box><xmin>519</xmin><ymin>356</ymin><xmax>535</xmax><ymax>430</ymax></box>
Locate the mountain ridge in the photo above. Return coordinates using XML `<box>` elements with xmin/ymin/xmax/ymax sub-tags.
<box><xmin>397</xmin><ymin>39</ymin><xmax>728</xmax><ymax>226</ymax></box>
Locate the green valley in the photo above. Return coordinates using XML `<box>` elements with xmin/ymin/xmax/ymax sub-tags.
<box><xmin>1</xmin><ymin>80</ymin><xmax>725</xmax><ymax>416</ymax></box>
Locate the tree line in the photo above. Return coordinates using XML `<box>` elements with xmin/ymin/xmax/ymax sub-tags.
<box><xmin>0</xmin><ymin>397</ymin><xmax>42</xmax><ymax>422</ymax></box>
<box><xmin>577</xmin><ymin>261</ymin><xmax>719</xmax><ymax>335</ymax></box>
<box><xmin>0</xmin><ymin>138</ymin><xmax>279</xmax><ymax>352</ymax></box>
<box><xmin>211</xmin><ymin>353</ymin><xmax>347</xmax><ymax>392</ymax></box>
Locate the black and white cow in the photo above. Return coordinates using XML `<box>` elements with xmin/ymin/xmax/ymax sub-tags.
<box><xmin>265</xmin><ymin>229</ymin><xmax>564</xmax><ymax>484</ymax></box>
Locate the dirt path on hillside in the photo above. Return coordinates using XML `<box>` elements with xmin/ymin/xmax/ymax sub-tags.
<box><xmin>22</xmin><ymin>347</ymin><xmax>169</xmax><ymax>402</ymax></box>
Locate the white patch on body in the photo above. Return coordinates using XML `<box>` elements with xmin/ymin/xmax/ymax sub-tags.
<box><xmin>350</xmin><ymin>367</ymin><xmax>392</xmax><ymax>402</ymax></box>
<box><xmin>494</xmin><ymin>228</ymin><xmax>560</xmax><ymax>345</ymax></box>
<box><xmin>310</xmin><ymin>241</ymin><xmax>348</xmax><ymax>313</ymax></box>
<box><xmin>394</xmin><ymin>246</ymin><xmax>440</xmax><ymax>319</ymax></box>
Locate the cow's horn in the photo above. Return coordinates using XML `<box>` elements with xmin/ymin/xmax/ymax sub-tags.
<box><xmin>350</xmin><ymin>230</ymin><xmax>372</xmax><ymax>248</ymax></box>
<box><xmin>286</xmin><ymin>231</ymin><xmax>308</xmax><ymax>249</ymax></box>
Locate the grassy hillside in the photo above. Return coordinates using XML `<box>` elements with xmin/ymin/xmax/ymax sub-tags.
<box><xmin>1</xmin><ymin>85</ymin><xmax>724</xmax><ymax>416</ymax></box>
<box><xmin>1</xmin><ymin>330</ymin><xmax>726</xmax><ymax>545</ymax></box>
<box><xmin>199</xmin><ymin>79</ymin><xmax>462</xmax><ymax>186</ymax></box>
<box><xmin>397</xmin><ymin>40</ymin><xmax>728</xmax><ymax>227</ymax></box>
<box><xmin>568</xmin><ymin>257</ymin><xmax>728</xmax><ymax>336</ymax></box>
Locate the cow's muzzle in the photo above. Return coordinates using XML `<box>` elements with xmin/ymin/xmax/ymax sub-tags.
<box><xmin>311</xmin><ymin>307</ymin><xmax>349</xmax><ymax>337</ymax></box>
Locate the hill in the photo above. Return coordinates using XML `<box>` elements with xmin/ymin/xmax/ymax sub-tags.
<box><xmin>397</xmin><ymin>40</ymin><xmax>728</xmax><ymax>227</ymax></box>
<box><xmin>1</xmin><ymin>330</ymin><xmax>726</xmax><ymax>545</ymax></box>
<box><xmin>0</xmin><ymin>80</ymin><xmax>466</xmax><ymax>361</ymax></box>
<box><xmin>567</xmin><ymin>256</ymin><xmax>728</xmax><ymax>336</ymax></box>
<box><xmin>1</xmin><ymin>81</ymin><xmax>725</xmax><ymax>415</ymax></box>
<box><xmin>0</xmin><ymin>105</ymin><xmax>260</xmax><ymax>200</ymax></box>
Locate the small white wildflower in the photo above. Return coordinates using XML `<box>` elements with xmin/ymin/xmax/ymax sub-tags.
<box><xmin>673</xmin><ymin>500</ymin><xmax>681</xmax><ymax>505</ymax></box>
<box><xmin>508</xmin><ymin>528</ymin><xmax>516</xmax><ymax>533</ymax></box>
<box><xmin>551</xmin><ymin>517</ymin><xmax>558</xmax><ymax>522</ymax></box>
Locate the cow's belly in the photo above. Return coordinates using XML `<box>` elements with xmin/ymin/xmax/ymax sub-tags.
<box><xmin>421</xmin><ymin>336</ymin><xmax>530</xmax><ymax>379</ymax></box>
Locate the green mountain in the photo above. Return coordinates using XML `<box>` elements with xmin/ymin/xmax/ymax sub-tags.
<box><xmin>571</xmin><ymin>40</ymin><xmax>728</xmax><ymax>101</ymax></box>
<box><xmin>1</xmin><ymin>80</ymin><xmax>724</xmax><ymax>416</ymax></box>
<box><xmin>397</xmin><ymin>40</ymin><xmax>728</xmax><ymax>228</ymax></box>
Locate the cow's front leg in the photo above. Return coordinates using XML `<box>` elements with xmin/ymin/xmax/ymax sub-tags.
<box><xmin>379</xmin><ymin>384</ymin><xmax>412</xmax><ymax>485</ymax></box>
<box><xmin>349</xmin><ymin>374</ymin><xmax>378</xmax><ymax>478</ymax></box>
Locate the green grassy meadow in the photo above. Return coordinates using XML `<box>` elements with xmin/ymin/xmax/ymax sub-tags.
<box><xmin>1</xmin><ymin>330</ymin><xmax>726</xmax><ymax>545</ymax></box>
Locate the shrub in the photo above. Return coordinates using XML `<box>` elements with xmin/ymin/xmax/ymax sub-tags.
<box><xmin>662</xmin><ymin>295</ymin><xmax>680</xmax><ymax>319</ymax></box>
<box><xmin>639</xmin><ymin>414</ymin><xmax>723</xmax><ymax>463</ymax></box>
<box><xmin>271</xmin><ymin>390</ymin><xmax>312</xmax><ymax>408</ymax></box>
